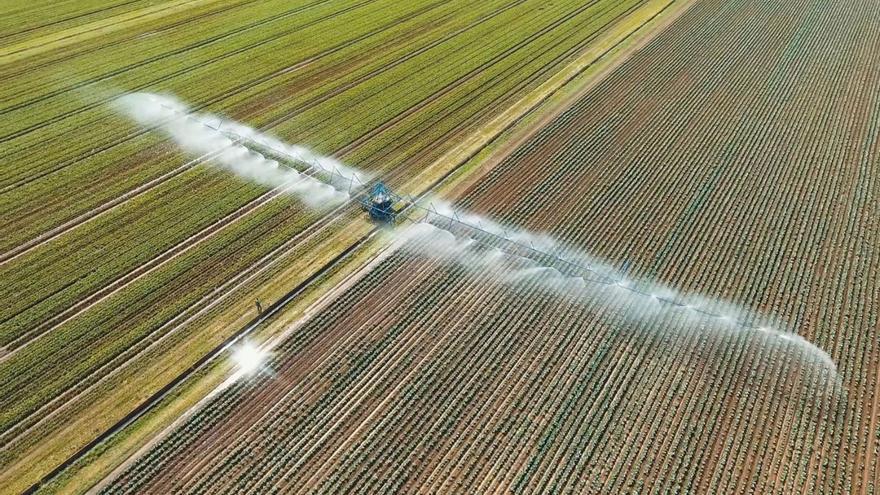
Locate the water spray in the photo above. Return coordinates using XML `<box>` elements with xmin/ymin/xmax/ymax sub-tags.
<box><xmin>231</xmin><ymin>340</ymin><xmax>271</xmax><ymax>380</ymax></box>
<box><xmin>114</xmin><ymin>91</ymin><xmax>838</xmax><ymax>384</ymax></box>
<box><xmin>393</xmin><ymin>218</ymin><xmax>839</xmax><ymax>382</ymax></box>
<box><xmin>113</xmin><ymin>93</ymin><xmax>365</xmax><ymax>208</ymax></box>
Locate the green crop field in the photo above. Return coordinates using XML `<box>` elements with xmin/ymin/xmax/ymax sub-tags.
<box><xmin>0</xmin><ymin>0</ymin><xmax>679</xmax><ymax>492</ymax></box>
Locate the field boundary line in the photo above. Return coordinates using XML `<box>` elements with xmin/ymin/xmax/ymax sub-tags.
<box><xmin>0</xmin><ymin>159</ymin><xmax>197</xmax><ymax>267</ymax></box>
<box><xmin>0</xmin><ymin>188</ymin><xmax>282</xmax><ymax>362</ymax></box>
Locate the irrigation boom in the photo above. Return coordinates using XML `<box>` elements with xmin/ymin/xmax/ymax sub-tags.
<box><xmin>159</xmin><ymin>102</ymin><xmax>767</xmax><ymax>331</ymax></box>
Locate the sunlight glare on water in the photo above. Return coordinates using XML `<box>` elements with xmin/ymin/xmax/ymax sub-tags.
<box><xmin>232</xmin><ymin>341</ymin><xmax>267</xmax><ymax>377</ymax></box>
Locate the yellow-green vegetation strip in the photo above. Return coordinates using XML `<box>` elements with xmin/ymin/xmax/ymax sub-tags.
<box><xmin>0</xmin><ymin>1</ymin><xmax>155</xmax><ymax>45</ymax></box>
<box><xmin>0</xmin><ymin>0</ymin><xmax>224</xmax><ymax>66</ymax></box>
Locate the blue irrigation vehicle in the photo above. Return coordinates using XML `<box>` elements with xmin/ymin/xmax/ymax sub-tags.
<box><xmin>359</xmin><ymin>182</ymin><xmax>400</xmax><ymax>223</ymax></box>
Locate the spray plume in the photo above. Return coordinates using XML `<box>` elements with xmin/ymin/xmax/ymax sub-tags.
<box><xmin>113</xmin><ymin>92</ymin><xmax>364</xmax><ymax>208</ymax></box>
<box><xmin>395</xmin><ymin>202</ymin><xmax>839</xmax><ymax>384</ymax></box>
<box><xmin>113</xmin><ymin>93</ymin><xmax>837</xmax><ymax>387</ymax></box>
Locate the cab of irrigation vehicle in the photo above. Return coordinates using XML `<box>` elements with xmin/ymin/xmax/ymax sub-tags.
<box><xmin>363</xmin><ymin>182</ymin><xmax>396</xmax><ymax>223</ymax></box>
